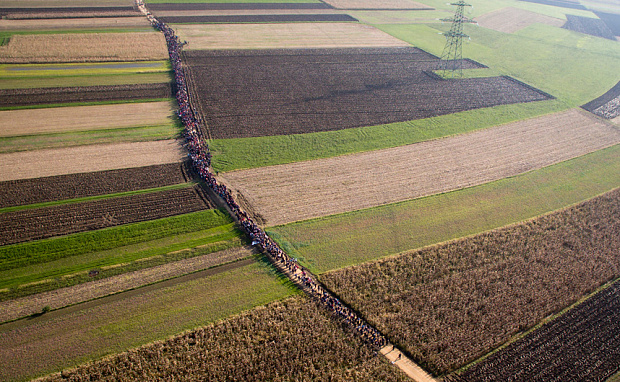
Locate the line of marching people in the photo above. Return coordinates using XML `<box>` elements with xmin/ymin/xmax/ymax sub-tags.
<box><xmin>136</xmin><ymin>0</ymin><xmax>387</xmax><ymax>350</ymax></box>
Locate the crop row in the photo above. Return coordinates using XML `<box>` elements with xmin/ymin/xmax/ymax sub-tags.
<box><xmin>183</xmin><ymin>49</ymin><xmax>550</xmax><ymax>138</ymax></box>
<box><xmin>0</xmin><ymin>186</ymin><xmax>212</xmax><ymax>246</ymax></box>
<box><xmin>0</xmin><ymin>82</ymin><xmax>172</xmax><ymax>107</ymax></box>
<box><xmin>0</xmin><ymin>162</ymin><xmax>193</xmax><ymax>208</ymax></box>
<box><xmin>320</xmin><ymin>187</ymin><xmax>620</xmax><ymax>375</ymax></box>
<box><xmin>159</xmin><ymin>14</ymin><xmax>358</xmax><ymax>24</ymax></box>
<box><xmin>39</xmin><ymin>296</ymin><xmax>409</xmax><ymax>382</ymax></box>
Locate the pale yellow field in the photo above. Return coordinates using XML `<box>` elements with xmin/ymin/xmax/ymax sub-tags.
<box><xmin>0</xmin><ymin>140</ymin><xmax>185</xmax><ymax>181</ymax></box>
<box><xmin>475</xmin><ymin>7</ymin><xmax>565</xmax><ymax>33</ymax></box>
<box><xmin>0</xmin><ymin>17</ymin><xmax>151</xmax><ymax>31</ymax></box>
<box><xmin>221</xmin><ymin>109</ymin><xmax>620</xmax><ymax>226</ymax></box>
<box><xmin>175</xmin><ymin>23</ymin><xmax>411</xmax><ymax>50</ymax></box>
<box><xmin>321</xmin><ymin>0</ymin><xmax>432</xmax><ymax>9</ymax></box>
<box><xmin>0</xmin><ymin>33</ymin><xmax>168</xmax><ymax>63</ymax></box>
<box><xmin>0</xmin><ymin>102</ymin><xmax>175</xmax><ymax>137</ymax></box>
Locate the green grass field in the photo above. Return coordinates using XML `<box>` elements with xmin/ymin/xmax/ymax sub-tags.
<box><xmin>0</xmin><ymin>61</ymin><xmax>170</xmax><ymax>79</ymax></box>
<box><xmin>0</xmin><ymin>260</ymin><xmax>297</xmax><ymax>382</ymax></box>
<box><xmin>268</xmin><ymin>144</ymin><xmax>620</xmax><ymax>274</ymax></box>
<box><xmin>0</xmin><ymin>123</ymin><xmax>182</xmax><ymax>153</ymax></box>
<box><xmin>0</xmin><ymin>73</ymin><xmax>171</xmax><ymax>90</ymax></box>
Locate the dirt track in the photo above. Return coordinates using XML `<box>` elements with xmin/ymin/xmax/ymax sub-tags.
<box><xmin>0</xmin><ymin>101</ymin><xmax>174</xmax><ymax>137</ymax></box>
<box><xmin>221</xmin><ymin>109</ymin><xmax>620</xmax><ymax>226</ymax></box>
<box><xmin>0</xmin><ymin>139</ymin><xmax>185</xmax><ymax>181</ymax></box>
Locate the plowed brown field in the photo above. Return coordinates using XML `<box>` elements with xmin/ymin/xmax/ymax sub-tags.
<box><xmin>0</xmin><ymin>32</ymin><xmax>168</xmax><ymax>63</ymax></box>
<box><xmin>0</xmin><ymin>140</ymin><xmax>185</xmax><ymax>181</ymax></box>
<box><xmin>0</xmin><ymin>101</ymin><xmax>174</xmax><ymax>137</ymax></box>
<box><xmin>475</xmin><ymin>7</ymin><xmax>564</xmax><ymax>33</ymax></box>
<box><xmin>221</xmin><ymin>109</ymin><xmax>620</xmax><ymax>226</ymax></box>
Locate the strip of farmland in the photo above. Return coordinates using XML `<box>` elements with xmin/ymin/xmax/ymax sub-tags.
<box><xmin>460</xmin><ymin>280</ymin><xmax>620</xmax><ymax>381</ymax></box>
<box><xmin>160</xmin><ymin>14</ymin><xmax>358</xmax><ymax>23</ymax></box>
<box><xmin>582</xmin><ymin>80</ymin><xmax>620</xmax><ymax>119</ymax></box>
<box><xmin>475</xmin><ymin>7</ymin><xmax>564</xmax><ymax>34</ymax></box>
<box><xmin>146</xmin><ymin>3</ymin><xmax>334</xmax><ymax>11</ymax></box>
<box><xmin>321</xmin><ymin>187</ymin><xmax>620</xmax><ymax>375</ymax></box>
<box><xmin>0</xmin><ymin>246</ymin><xmax>254</xmax><ymax>323</ymax></box>
<box><xmin>0</xmin><ymin>139</ymin><xmax>184</xmax><ymax>181</ymax></box>
<box><xmin>0</xmin><ymin>17</ymin><xmax>151</xmax><ymax>30</ymax></box>
<box><xmin>0</xmin><ymin>83</ymin><xmax>172</xmax><ymax>108</ymax></box>
<box><xmin>0</xmin><ymin>186</ymin><xmax>212</xmax><ymax>245</ymax></box>
<box><xmin>0</xmin><ymin>101</ymin><xmax>174</xmax><ymax>136</ymax></box>
<box><xmin>183</xmin><ymin>47</ymin><xmax>548</xmax><ymax>138</ymax></box>
<box><xmin>174</xmin><ymin>23</ymin><xmax>411</xmax><ymax>50</ymax></box>
<box><xmin>221</xmin><ymin>108</ymin><xmax>620</xmax><ymax>226</ymax></box>
<box><xmin>33</xmin><ymin>296</ymin><xmax>408</xmax><ymax>382</ymax></box>
<box><xmin>321</xmin><ymin>0</ymin><xmax>433</xmax><ymax>9</ymax></box>
<box><xmin>0</xmin><ymin>162</ymin><xmax>191</xmax><ymax>208</ymax></box>
<box><xmin>0</xmin><ymin>32</ymin><xmax>168</xmax><ymax>63</ymax></box>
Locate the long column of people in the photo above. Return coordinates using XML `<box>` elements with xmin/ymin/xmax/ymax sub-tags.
<box><xmin>136</xmin><ymin>0</ymin><xmax>387</xmax><ymax>350</ymax></box>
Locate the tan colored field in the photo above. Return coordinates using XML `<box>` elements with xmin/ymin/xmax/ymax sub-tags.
<box><xmin>221</xmin><ymin>109</ymin><xmax>620</xmax><ymax>226</ymax></box>
<box><xmin>321</xmin><ymin>0</ymin><xmax>432</xmax><ymax>9</ymax></box>
<box><xmin>0</xmin><ymin>247</ymin><xmax>254</xmax><ymax>323</ymax></box>
<box><xmin>0</xmin><ymin>17</ymin><xmax>151</xmax><ymax>31</ymax></box>
<box><xmin>0</xmin><ymin>102</ymin><xmax>175</xmax><ymax>137</ymax></box>
<box><xmin>0</xmin><ymin>139</ymin><xmax>185</xmax><ymax>181</ymax></box>
<box><xmin>0</xmin><ymin>33</ymin><xmax>168</xmax><ymax>63</ymax></box>
<box><xmin>175</xmin><ymin>23</ymin><xmax>410</xmax><ymax>50</ymax></box>
<box><xmin>156</xmin><ymin>9</ymin><xmax>346</xmax><ymax>17</ymax></box>
<box><xmin>1</xmin><ymin>0</ymin><xmax>132</xmax><ymax>6</ymax></box>
<box><xmin>475</xmin><ymin>7</ymin><xmax>564</xmax><ymax>33</ymax></box>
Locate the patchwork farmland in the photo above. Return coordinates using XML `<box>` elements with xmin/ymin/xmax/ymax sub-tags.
<box><xmin>1</xmin><ymin>0</ymin><xmax>620</xmax><ymax>381</ymax></box>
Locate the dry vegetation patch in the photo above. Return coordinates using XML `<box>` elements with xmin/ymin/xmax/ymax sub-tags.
<box><xmin>175</xmin><ymin>23</ymin><xmax>410</xmax><ymax>50</ymax></box>
<box><xmin>0</xmin><ymin>101</ymin><xmax>174</xmax><ymax>137</ymax></box>
<box><xmin>0</xmin><ymin>139</ymin><xmax>184</xmax><ymax>181</ymax></box>
<box><xmin>36</xmin><ymin>296</ymin><xmax>409</xmax><ymax>382</ymax></box>
<box><xmin>0</xmin><ymin>17</ymin><xmax>150</xmax><ymax>31</ymax></box>
<box><xmin>475</xmin><ymin>7</ymin><xmax>564</xmax><ymax>33</ymax></box>
<box><xmin>0</xmin><ymin>186</ymin><xmax>212</xmax><ymax>245</ymax></box>
<box><xmin>0</xmin><ymin>32</ymin><xmax>168</xmax><ymax>63</ymax></box>
<box><xmin>221</xmin><ymin>109</ymin><xmax>620</xmax><ymax>226</ymax></box>
<box><xmin>0</xmin><ymin>246</ymin><xmax>255</xmax><ymax>323</ymax></box>
<box><xmin>321</xmin><ymin>187</ymin><xmax>620</xmax><ymax>375</ymax></box>
<box><xmin>321</xmin><ymin>0</ymin><xmax>432</xmax><ymax>9</ymax></box>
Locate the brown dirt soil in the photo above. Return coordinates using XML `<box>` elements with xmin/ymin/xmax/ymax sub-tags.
<box><xmin>0</xmin><ymin>247</ymin><xmax>255</xmax><ymax>323</ymax></box>
<box><xmin>0</xmin><ymin>139</ymin><xmax>185</xmax><ymax>182</ymax></box>
<box><xmin>175</xmin><ymin>23</ymin><xmax>411</xmax><ymax>50</ymax></box>
<box><xmin>220</xmin><ymin>109</ymin><xmax>620</xmax><ymax>226</ymax></box>
<box><xmin>0</xmin><ymin>162</ymin><xmax>193</xmax><ymax>208</ymax></box>
<box><xmin>0</xmin><ymin>186</ymin><xmax>213</xmax><ymax>245</ymax></box>
<box><xmin>0</xmin><ymin>17</ymin><xmax>150</xmax><ymax>30</ymax></box>
<box><xmin>0</xmin><ymin>32</ymin><xmax>168</xmax><ymax>63</ymax></box>
<box><xmin>475</xmin><ymin>7</ymin><xmax>564</xmax><ymax>33</ymax></box>
<box><xmin>0</xmin><ymin>101</ymin><xmax>174</xmax><ymax>137</ymax></box>
<box><xmin>321</xmin><ymin>0</ymin><xmax>432</xmax><ymax>9</ymax></box>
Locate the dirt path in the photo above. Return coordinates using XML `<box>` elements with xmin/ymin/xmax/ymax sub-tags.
<box><xmin>381</xmin><ymin>345</ymin><xmax>437</xmax><ymax>382</ymax></box>
<box><xmin>221</xmin><ymin>108</ymin><xmax>620</xmax><ymax>226</ymax></box>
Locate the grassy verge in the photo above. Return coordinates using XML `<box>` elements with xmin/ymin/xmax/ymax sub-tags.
<box><xmin>268</xmin><ymin>144</ymin><xmax>620</xmax><ymax>274</ymax></box>
<box><xmin>0</xmin><ymin>61</ymin><xmax>170</xmax><ymax>79</ymax></box>
<box><xmin>0</xmin><ymin>224</ymin><xmax>246</xmax><ymax>299</ymax></box>
<box><xmin>0</xmin><ymin>98</ymin><xmax>172</xmax><ymax>111</ymax></box>
<box><xmin>0</xmin><ymin>72</ymin><xmax>172</xmax><ymax>90</ymax></box>
<box><xmin>0</xmin><ymin>209</ymin><xmax>233</xmax><ymax>272</ymax></box>
<box><xmin>211</xmin><ymin>100</ymin><xmax>563</xmax><ymax>172</ymax></box>
<box><xmin>0</xmin><ymin>260</ymin><xmax>297</xmax><ymax>382</ymax></box>
<box><xmin>0</xmin><ymin>123</ymin><xmax>182</xmax><ymax>153</ymax></box>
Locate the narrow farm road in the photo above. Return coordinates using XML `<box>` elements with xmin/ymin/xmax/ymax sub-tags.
<box><xmin>382</xmin><ymin>345</ymin><xmax>438</xmax><ymax>382</ymax></box>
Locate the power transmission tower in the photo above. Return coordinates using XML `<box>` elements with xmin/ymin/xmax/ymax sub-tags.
<box><xmin>439</xmin><ymin>1</ymin><xmax>476</xmax><ymax>78</ymax></box>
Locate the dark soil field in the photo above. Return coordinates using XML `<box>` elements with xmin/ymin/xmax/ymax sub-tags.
<box><xmin>594</xmin><ymin>11</ymin><xmax>620</xmax><ymax>36</ymax></box>
<box><xmin>517</xmin><ymin>0</ymin><xmax>587</xmax><ymax>10</ymax></box>
<box><xmin>160</xmin><ymin>14</ymin><xmax>357</xmax><ymax>24</ymax></box>
<box><xmin>183</xmin><ymin>47</ymin><xmax>552</xmax><ymax>138</ymax></box>
<box><xmin>0</xmin><ymin>82</ymin><xmax>172</xmax><ymax>107</ymax></box>
<box><xmin>0</xmin><ymin>162</ymin><xmax>193</xmax><ymax>208</ymax></box>
<box><xmin>582</xmin><ymin>80</ymin><xmax>620</xmax><ymax>119</ymax></box>
<box><xmin>0</xmin><ymin>186</ymin><xmax>213</xmax><ymax>245</ymax></box>
<box><xmin>562</xmin><ymin>14</ymin><xmax>616</xmax><ymax>40</ymax></box>
<box><xmin>321</xmin><ymin>187</ymin><xmax>620</xmax><ymax>375</ymax></box>
<box><xmin>147</xmin><ymin>3</ymin><xmax>333</xmax><ymax>12</ymax></box>
<box><xmin>460</xmin><ymin>281</ymin><xmax>620</xmax><ymax>382</ymax></box>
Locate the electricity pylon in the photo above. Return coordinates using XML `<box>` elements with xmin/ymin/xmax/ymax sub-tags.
<box><xmin>438</xmin><ymin>1</ymin><xmax>476</xmax><ymax>78</ymax></box>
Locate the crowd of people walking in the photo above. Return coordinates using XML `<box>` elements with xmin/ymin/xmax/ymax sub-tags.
<box><xmin>136</xmin><ymin>0</ymin><xmax>387</xmax><ymax>349</ymax></box>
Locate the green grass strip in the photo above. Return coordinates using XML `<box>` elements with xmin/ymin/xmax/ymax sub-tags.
<box><xmin>0</xmin><ymin>61</ymin><xmax>170</xmax><ymax>79</ymax></box>
<box><xmin>0</xmin><ymin>209</ymin><xmax>233</xmax><ymax>272</ymax></box>
<box><xmin>146</xmin><ymin>0</ymin><xmax>320</xmax><ymax>3</ymax></box>
<box><xmin>0</xmin><ymin>183</ymin><xmax>194</xmax><ymax>214</ymax></box>
<box><xmin>0</xmin><ymin>72</ymin><xmax>172</xmax><ymax>90</ymax></box>
<box><xmin>211</xmin><ymin>100</ymin><xmax>565</xmax><ymax>172</ymax></box>
<box><xmin>268</xmin><ymin>144</ymin><xmax>620</xmax><ymax>274</ymax></box>
<box><xmin>0</xmin><ymin>98</ymin><xmax>172</xmax><ymax>111</ymax></box>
